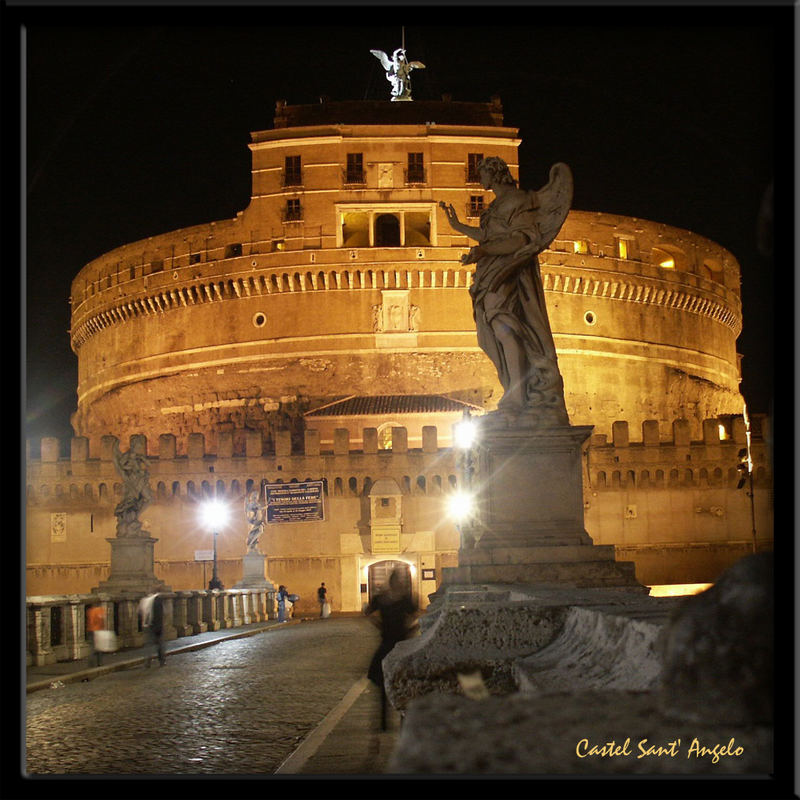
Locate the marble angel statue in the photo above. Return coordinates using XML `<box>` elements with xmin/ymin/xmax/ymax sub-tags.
<box><xmin>439</xmin><ymin>157</ymin><xmax>573</xmax><ymax>424</ymax></box>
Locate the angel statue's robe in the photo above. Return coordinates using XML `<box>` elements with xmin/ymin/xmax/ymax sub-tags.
<box><xmin>469</xmin><ymin>163</ymin><xmax>573</xmax><ymax>424</ymax></box>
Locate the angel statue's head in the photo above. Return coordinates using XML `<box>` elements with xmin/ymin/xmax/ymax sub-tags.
<box><xmin>477</xmin><ymin>156</ymin><xmax>517</xmax><ymax>187</ymax></box>
<box><xmin>393</xmin><ymin>48</ymin><xmax>407</xmax><ymax>63</ymax></box>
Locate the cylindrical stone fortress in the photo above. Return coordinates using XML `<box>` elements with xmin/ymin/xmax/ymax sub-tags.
<box><xmin>69</xmin><ymin>99</ymin><xmax>744</xmax><ymax>453</ymax></box>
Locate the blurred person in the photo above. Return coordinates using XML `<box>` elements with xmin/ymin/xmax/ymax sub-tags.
<box><xmin>139</xmin><ymin>592</ymin><xmax>166</xmax><ymax>667</ymax></box>
<box><xmin>317</xmin><ymin>582</ymin><xmax>329</xmax><ymax>617</ymax></box>
<box><xmin>86</xmin><ymin>602</ymin><xmax>106</xmax><ymax>667</ymax></box>
<box><xmin>364</xmin><ymin>569</ymin><xmax>419</xmax><ymax>730</ymax></box>
<box><xmin>277</xmin><ymin>585</ymin><xmax>289</xmax><ymax>623</ymax></box>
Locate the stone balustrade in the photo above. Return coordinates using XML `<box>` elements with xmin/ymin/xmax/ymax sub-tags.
<box><xmin>25</xmin><ymin>588</ymin><xmax>276</xmax><ymax>667</ymax></box>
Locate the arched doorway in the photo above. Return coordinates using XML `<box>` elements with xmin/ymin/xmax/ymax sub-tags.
<box><xmin>367</xmin><ymin>560</ymin><xmax>412</xmax><ymax>602</ymax></box>
<box><xmin>375</xmin><ymin>214</ymin><xmax>401</xmax><ymax>246</ymax></box>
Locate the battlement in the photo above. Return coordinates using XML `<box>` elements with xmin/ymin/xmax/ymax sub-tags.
<box><xmin>26</xmin><ymin>416</ymin><xmax>771</xmax><ymax>504</ymax></box>
<box><xmin>27</xmin><ymin>414</ymin><xmax>770</xmax><ymax>462</ymax></box>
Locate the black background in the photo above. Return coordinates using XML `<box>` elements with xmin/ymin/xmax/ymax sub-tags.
<box><xmin>17</xmin><ymin>7</ymin><xmax>787</xmax><ymax>445</ymax></box>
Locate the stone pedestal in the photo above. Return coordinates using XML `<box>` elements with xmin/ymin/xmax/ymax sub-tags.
<box><xmin>92</xmin><ymin>536</ymin><xmax>170</xmax><ymax>595</ymax></box>
<box><xmin>444</xmin><ymin>415</ymin><xmax>644</xmax><ymax>590</ymax></box>
<box><xmin>234</xmin><ymin>551</ymin><xmax>275</xmax><ymax>591</ymax></box>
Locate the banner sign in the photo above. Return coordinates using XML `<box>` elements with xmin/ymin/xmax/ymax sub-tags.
<box><xmin>194</xmin><ymin>550</ymin><xmax>214</xmax><ymax>561</ymax></box>
<box><xmin>265</xmin><ymin>480</ymin><xmax>325</xmax><ymax>523</ymax></box>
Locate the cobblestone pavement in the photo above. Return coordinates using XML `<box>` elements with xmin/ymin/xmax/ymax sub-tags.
<box><xmin>26</xmin><ymin>618</ymin><xmax>381</xmax><ymax>775</ymax></box>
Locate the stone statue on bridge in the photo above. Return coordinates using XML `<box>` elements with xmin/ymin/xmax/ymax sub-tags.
<box><xmin>244</xmin><ymin>490</ymin><xmax>266</xmax><ymax>552</ymax></box>
<box><xmin>439</xmin><ymin>157</ymin><xmax>573</xmax><ymax>425</ymax></box>
<box><xmin>111</xmin><ymin>439</ymin><xmax>154</xmax><ymax>537</ymax></box>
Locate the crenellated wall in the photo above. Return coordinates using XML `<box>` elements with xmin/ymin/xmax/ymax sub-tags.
<box><xmin>45</xmin><ymin>101</ymin><xmax>765</xmax><ymax>600</ymax></box>
<box><xmin>26</xmin><ymin>416</ymin><xmax>772</xmax><ymax>597</ymax></box>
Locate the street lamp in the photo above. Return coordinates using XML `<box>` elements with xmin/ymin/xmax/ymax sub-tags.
<box><xmin>200</xmin><ymin>499</ymin><xmax>229</xmax><ymax>590</ymax></box>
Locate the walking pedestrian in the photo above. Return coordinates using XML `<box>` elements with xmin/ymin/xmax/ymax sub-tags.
<box><xmin>364</xmin><ymin>569</ymin><xmax>419</xmax><ymax>730</ymax></box>
<box><xmin>277</xmin><ymin>585</ymin><xmax>289</xmax><ymax>623</ymax></box>
<box><xmin>86</xmin><ymin>602</ymin><xmax>106</xmax><ymax>667</ymax></box>
<box><xmin>139</xmin><ymin>592</ymin><xmax>167</xmax><ymax>667</ymax></box>
<box><xmin>317</xmin><ymin>582</ymin><xmax>329</xmax><ymax>617</ymax></box>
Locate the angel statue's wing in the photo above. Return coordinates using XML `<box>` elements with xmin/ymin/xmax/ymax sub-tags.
<box><xmin>532</xmin><ymin>162</ymin><xmax>573</xmax><ymax>252</ymax></box>
<box><xmin>370</xmin><ymin>49</ymin><xmax>393</xmax><ymax>71</ymax></box>
<box><xmin>409</xmin><ymin>61</ymin><xmax>426</xmax><ymax>70</ymax></box>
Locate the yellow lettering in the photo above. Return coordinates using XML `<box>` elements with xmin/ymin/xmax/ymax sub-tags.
<box><xmin>576</xmin><ymin>739</ymin><xmax>589</xmax><ymax>757</ymax></box>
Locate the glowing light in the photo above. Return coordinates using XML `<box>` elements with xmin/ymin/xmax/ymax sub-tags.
<box><xmin>573</xmin><ymin>240</ymin><xmax>588</xmax><ymax>255</ymax></box>
<box><xmin>200</xmin><ymin>500</ymin><xmax>229</xmax><ymax>530</ymax></box>
<box><xmin>659</xmin><ymin>258</ymin><xmax>675</xmax><ymax>268</ymax></box>
<box><xmin>718</xmin><ymin>423</ymin><xmax>727</xmax><ymax>440</ymax></box>
<box><xmin>648</xmin><ymin>583</ymin><xmax>712</xmax><ymax>597</ymax></box>
<box><xmin>617</xmin><ymin>239</ymin><xmax>628</xmax><ymax>259</ymax></box>
<box><xmin>447</xmin><ymin>490</ymin><xmax>474</xmax><ymax>521</ymax></box>
<box><xmin>454</xmin><ymin>418</ymin><xmax>477</xmax><ymax>449</ymax></box>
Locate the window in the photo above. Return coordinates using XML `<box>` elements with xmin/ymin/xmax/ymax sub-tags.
<box><xmin>284</xmin><ymin>198</ymin><xmax>302</xmax><ymax>222</ymax></box>
<box><xmin>467</xmin><ymin>153</ymin><xmax>483</xmax><ymax>183</ymax></box>
<box><xmin>224</xmin><ymin>243</ymin><xmax>243</xmax><ymax>258</ymax></box>
<box><xmin>346</xmin><ymin>153</ymin><xmax>365</xmax><ymax>184</ymax></box>
<box><xmin>378</xmin><ymin>424</ymin><xmax>397</xmax><ymax>450</ymax></box>
<box><xmin>151</xmin><ymin>259</ymin><xmax>164</xmax><ymax>273</ymax></box>
<box><xmin>701</xmin><ymin>257</ymin><xmax>723</xmax><ymax>282</ymax></box>
<box><xmin>467</xmin><ymin>195</ymin><xmax>485</xmax><ymax>217</ymax></box>
<box><xmin>615</xmin><ymin>237</ymin><xmax>637</xmax><ymax>260</ymax></box>
<box><xmin>573</xmin><ymin>240</ymin><xmax>589</xmax><ymax>255</ymax></box>
<box><xmin>189</xmin><ymin>253</ymin><xmax>202</xmax><ymax>264</ymax></box>
<box><xmin>284</xmin><ymin>155</ymin><xmax>302</xmax><ymax>186</ymax></box>
<box><xmin>653</xmin><ymin>246</ymin><xmax>683</xmax><ymax>270</ymax></box>
<box><xmin>406</xmin><ymin>152</ymin><xmax>425</xmax><ymax>183</ymax></box>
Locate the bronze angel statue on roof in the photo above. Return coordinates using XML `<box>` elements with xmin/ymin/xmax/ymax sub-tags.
<box><xmin>371</xmin><ymin>47</ymin><xmax>425</xmax><ymax>101</ymax></box>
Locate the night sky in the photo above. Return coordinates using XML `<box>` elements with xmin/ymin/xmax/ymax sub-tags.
<box><xmin>17</xmin><ymin>8</ymin><xmax>786</xmax><ymax>447</ymax></box>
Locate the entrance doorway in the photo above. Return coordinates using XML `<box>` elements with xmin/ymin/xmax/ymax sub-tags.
<box><xmin>367</xmin><ymin>560</ymin><xmax>412</xmax><ymax>603</ymax></box>
<box><xmin>375</xmin><ymin>214</ymin><xmax>401</xmax><ymax>246</ymax></box>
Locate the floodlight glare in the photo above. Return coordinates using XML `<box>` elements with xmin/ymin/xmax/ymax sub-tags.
<box><xmin>200</xmin><ymin>500</ymin><xmax>229</xmax><ymax>530</ymax></box>
<box><xmin>447</xmin><ymin>490</ymin><xmax>475</xmax><ymax>521</ymax></box>
<box><xmin>454</xmin><ymin>418</ymin><xmax>478</xmax><ymax>449</ymax></box>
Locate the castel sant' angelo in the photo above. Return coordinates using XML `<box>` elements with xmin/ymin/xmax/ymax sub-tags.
<box><xmin>26</xmin><ymin>80</ymin><xmax>772</xmax><ymax>610</ymax></box>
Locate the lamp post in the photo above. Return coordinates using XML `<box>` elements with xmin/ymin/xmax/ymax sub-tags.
<box><xmin>201</xmin><ymin>500</ymin><xmax>229</xmax><ymax>590</ymax></box>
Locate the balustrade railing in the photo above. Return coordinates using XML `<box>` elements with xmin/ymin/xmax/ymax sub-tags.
<box><xmin>26</xmin><ymin>588</ymin><xmax>277</xmax><ymax>667</ymax></box>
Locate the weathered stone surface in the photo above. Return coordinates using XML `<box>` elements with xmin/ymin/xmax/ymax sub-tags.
<box><xmin>384</xmin><ymin>584</ymin><xmax>677</xmax><ymax>711</ymax></box>
<box><xmin>514</xmin><ymin>604</ymin><xmax>669</xmax><ymax>693</ymax></box>
<box><xmin>388</xmin><ymin>561</ymin><xmax>774</xmax><ymax>774</ymax></box>
<box><xmin>388</xmin><ymin>691</ymin><xmax>772</xmax><ymax>774</ymax></box>
<box><xmin>658</xmin><ymin>552</ymin><xmax>773</xmax><ymax>725</ymax></box>
<box><xmin>383</xmin><ymin>589</ymin><xmax>567</xmax><ymax>710</ymax></box>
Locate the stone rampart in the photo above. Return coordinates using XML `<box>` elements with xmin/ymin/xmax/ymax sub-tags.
<box><xmin>26</xmin><ymin>415</ymin><xmax>772</xmax><ymax>502</ymax></box>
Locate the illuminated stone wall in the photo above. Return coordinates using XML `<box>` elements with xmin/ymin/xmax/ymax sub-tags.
<box><xmin>25</xmin><ymin>417</ymin><xmax>772</xmax><ymax>603</ymax></box>
<box><xmin>35</xmin><ymin>100</ymin><xmax>759</xmax><ymax>602</ymax></box>
<box><xmin>68</xmin><ymin>101</ymin><xmax>743</xmax><ymax>453</ymax></box>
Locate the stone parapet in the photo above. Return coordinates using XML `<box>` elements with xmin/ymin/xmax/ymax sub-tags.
<box><xmin>25</xmin><ymin>587</ymin><xmax>275</xmax><ymax>667</ymax></box>
<box><xmin>387</xmin><ymin>556</ymin><xmax>773</xmax><ymax>775</ymax></box>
